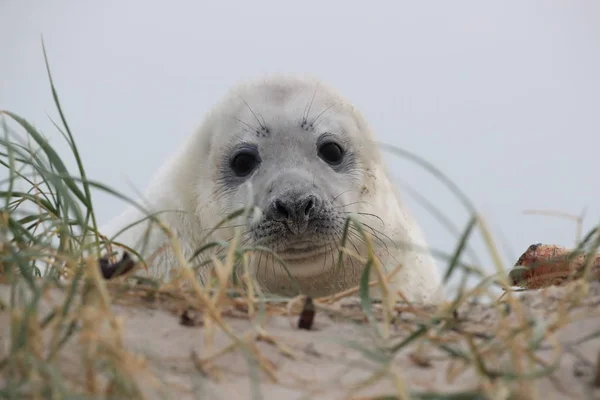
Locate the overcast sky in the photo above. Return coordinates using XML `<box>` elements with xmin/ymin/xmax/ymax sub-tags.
<box><xmin>2</xmin><ymin>1</ymin><xmax>600</xmax><ymax>278</ymax></box>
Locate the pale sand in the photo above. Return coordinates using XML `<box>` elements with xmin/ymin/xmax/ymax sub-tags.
<box><xmin>1</xmin><ymin>282</ymin><xmax>599</xmax><ymax>399</ymax></box>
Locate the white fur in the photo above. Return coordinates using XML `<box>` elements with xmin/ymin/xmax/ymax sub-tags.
<box><xmin>101</xmin><ymin>75</ymin><xmax>444</xmax><ymax>304</ymax></box>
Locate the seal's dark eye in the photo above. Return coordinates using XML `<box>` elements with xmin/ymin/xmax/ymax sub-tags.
<box><xmin>318</xmin><ymin>142</ymin><xmax>344</xmax><ymax>165</ymax></box>
<box><xmin>231</xmin><ymin>151</ymin><xmax>259</xmax><ymax>177</ymax></box>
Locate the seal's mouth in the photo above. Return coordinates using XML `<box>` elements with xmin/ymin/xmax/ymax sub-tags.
<box><xmin>276</xmin><ymin>240</ymin><xmax>333</xmax><ymax>262</ymax></box>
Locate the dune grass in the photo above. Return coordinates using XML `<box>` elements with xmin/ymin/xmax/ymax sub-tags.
<box><xmin>1</xmin><ymin>45</ymin><xmax>599</xmax><ymax>399</ymax></box>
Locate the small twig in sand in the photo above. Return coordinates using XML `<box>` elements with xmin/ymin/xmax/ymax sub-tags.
<box><xmin>298</xmin><ymin>296</ymin><xmax>315</xmax><ymax>330</ymax></box>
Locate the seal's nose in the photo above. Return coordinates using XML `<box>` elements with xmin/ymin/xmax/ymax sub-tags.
<box><xmin>270</xmin><ymin>194</ymin><xmax>320</xmax><ymax>234</ymax></box>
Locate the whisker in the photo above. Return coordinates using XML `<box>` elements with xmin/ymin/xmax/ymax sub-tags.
<box><xmin>332</xmin><ymin>189</ymin><xmax>351</xmax><ymax>203</ymax></box>
<box><xmin>302</xmin><ymin>83</ymin><xmax>321</xmax><ymax>125</ymax></box>
<box><xmin>348</xmin><ymin>225</ymin><xmax>390</xmax><ymax>257</ymax></box>
<box><xmin>310</xmin><ymin>102</ymin><xmax>337</xmax><ymax>127</ymax></box>
<box><xmin>321</xmin><ymin>242</ymin><xmax>334</xmax><ymax>275</ymax></box>
<box><xmin>238</xmin><ymin>95</ymin><xmax>266</xmax><ymax>130</ymax></box>
<box><xmin>334</xmin><ymin>201</ymin><xmax>372</xmax><ymax>209</ymax></box>
<box><xmin>340</xmin><ymin>211</ymin><xmax>385</xmax><ymax>227</ymax></box>
<box><xmin>347</xmin><ymin>231</ymin><xmax>391</xmax><ymax>271</ymax></box>
<box><xmin>351</xmin><ymin>221</ymin><xmax>397</xmax><ymax>251</ymax></box>
<box><xmin>234</xmin><ymin>117</ymin><xmax>260</xmax><ymax>134</ymax></box>
<box><xmin>345</xmin><ymin>235</ymin><xmax>362</xmax><ymax>258</ymax></box>
<box><xmin>199</xmin><ymin>224</ymin><xmax>247</xmax><ymax>233</ymax></box>
<box><xmin>269</xmin><ymin>252</ymin><xmax>276</xmax><ymax>283</ymax></box>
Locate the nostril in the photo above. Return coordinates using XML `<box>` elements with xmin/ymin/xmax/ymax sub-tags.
<box><xmin>303</xmin><ymin>197</ymin><xmax>315</xmax><ymax>216</ymax></box>
<box><xmin>275</xmin><ymin>200</ymin><xmax>289</xmax><ymax>219</ymax></box>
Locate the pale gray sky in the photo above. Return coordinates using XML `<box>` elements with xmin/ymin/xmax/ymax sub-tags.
<box><xmin>2</xmin><ymin>1</ymin><xmax>600</xmax><ymax>277</ymax></box>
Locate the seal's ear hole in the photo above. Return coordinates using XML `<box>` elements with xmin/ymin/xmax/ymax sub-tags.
<box><xmin>231</xmin><ymin>150</ymin><xmax>260</xmax><ymax>177</ymax></box>
<box><xmin>318</xmin><ymin>142</ymin><xmax>344</xmax><ymax>166</ymax></box>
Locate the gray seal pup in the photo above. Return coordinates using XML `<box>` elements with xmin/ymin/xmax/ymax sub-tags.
<box><xmin>101</xmin><ymin>76</ymin><xmax>444</xmax><ymax>304</ymax></box>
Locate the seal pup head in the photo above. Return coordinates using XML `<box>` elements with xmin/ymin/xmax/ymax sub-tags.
<box><xmin>142</xmin><ymin>75</ymin><xmax>442</xmax><ymax>301</ymax></box>
<box><xmin>184</xmin><ymin>77</ymin><xmax>381</xmax><ymax>288</ymax></box>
